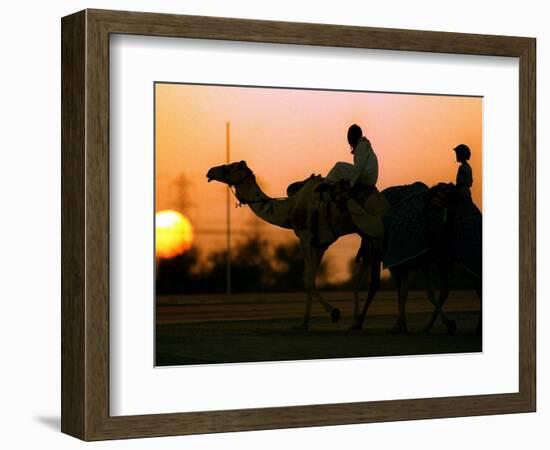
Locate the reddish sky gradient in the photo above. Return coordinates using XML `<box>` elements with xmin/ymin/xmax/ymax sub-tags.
<box><xmin>155</xmin><ymin>83</ymin><xmax>482</xmax><ymax>281</ymax></box>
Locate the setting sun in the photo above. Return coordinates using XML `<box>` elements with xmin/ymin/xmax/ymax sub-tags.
<box><xmin>155</xmin><ymin>210</ymin><xmax>194</xmax><ymax>258</ymax></box>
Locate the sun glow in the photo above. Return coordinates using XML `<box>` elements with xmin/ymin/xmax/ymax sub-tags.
<box><xmin>155</xmin><ymin>210</ymin><xmax>194</xmax><ymax>258</ymax></box>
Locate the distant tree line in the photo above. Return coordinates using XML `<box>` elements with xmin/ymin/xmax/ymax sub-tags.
<box><xmin>156</xmin><ymin>236</ymin><xmax>329</xmax><ymax>295</ymax></box>
<box><xmin>156</xmin><ymin>235</ymin><xmax>479</xmax><ymax>295</ymax></box>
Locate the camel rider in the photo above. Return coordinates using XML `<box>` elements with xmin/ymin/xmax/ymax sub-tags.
<box><xmin>326</xmin><ymin>124</ymin><xmax>378</xmax><ymax>187</ymax></box>
<box><xmin>317</xmin><ymin>124</ymin><xmax>390</xmax><ymax>247</ymax></box>
<box><xmin>453</xmin><ymin>143</ymin><xmax>473</xmax><ymax>199</ymax></box>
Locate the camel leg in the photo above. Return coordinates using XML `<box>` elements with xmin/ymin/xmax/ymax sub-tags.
<box><xmin>435</xmin><ymin>273</ymin><xmax>456</xmax><ymax>335</ymax></box>
<box><xmin>354</xmin><ymin>256</ymin><xmax>381</xmax><ymax>330</ymax></box>
<box><xmin>389</xmin><ymin>271</ymin><xmax>408</xmax><ymax>334</ymax></box>
<box><xmin>312</xmin><ymin>290</ymin><xmax>340</xmax><ymax>323</ymax></box>
<box><xmin>351</xmin><ymin>249</ymin><xmax>369</xmax><ymax>328</ymax></box>
<box><xmin>351</xmin><ymin>236</ymin><xmax>370</xmax><ymax>327</ymax></box>
<box><xmin>297</xmin><ymin>237</ymin><xmax>338</xmax><ymax>328</ymax></box>
<box><xmin>294</xmin><ymin>235</ymin><xmax>315</xmax><ymax>329</ymax></box>
<box><xmin>421</xmin><ymin>267</ymin><xmax>455</xmax><ymax>335</ymax></box>
<box><xmin>422</xmin><ymin>267</ymin><xmax>440</xmax><ymax>333</ymax></box>
<box><xmin>308</xmin><ymin>244</ymin><xmax>340</xmax><ymax>323</ymax></box>
<box><xmin>294</xmin><ymin>272</ymin><xmax>313</xmax><ymax>330</ymax></box>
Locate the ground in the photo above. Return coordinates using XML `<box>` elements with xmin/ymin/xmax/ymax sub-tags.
<box><xmin>155</xmin><ymin>290</ymin><xmax>481</xmax><ymax>366</ymax></box>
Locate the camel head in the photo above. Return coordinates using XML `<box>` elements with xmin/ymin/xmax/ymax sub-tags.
<box><xmin>206</xmin><ymin>161</ymin><xmax>253</xmax><ymax>186</ymax></box>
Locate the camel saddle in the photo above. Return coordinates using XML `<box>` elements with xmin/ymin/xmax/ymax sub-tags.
<box><xmin>288</xmin><ymin>175</ymin><xmax>375</xmax><ymax>205</ymax></box>
<box><xmin>286</xmin><ymin>174</ymin><xmax>322</xmax><ymax>196</ymax></box>
<box><xmin>287</xmin><ymin>175</ymin><xmax>391</xmax><ymax>246</ymax></box>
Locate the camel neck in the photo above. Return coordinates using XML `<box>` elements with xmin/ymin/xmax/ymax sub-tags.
<box><xmin>234</xmin><ymin>177</ymin><xmax>293</xmax><ymax>230</ymax></box>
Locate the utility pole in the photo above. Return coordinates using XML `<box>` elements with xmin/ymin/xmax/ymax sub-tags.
<box><xmin>226</xmin><ymin>121</ymin><xmax>232</xmax><ymax>295</ymax></box>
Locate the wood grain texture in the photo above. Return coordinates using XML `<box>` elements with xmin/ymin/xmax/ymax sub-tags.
<box><xmin>518</xmin><ymin>39</ymin><xmax>536</xmax><ymax>409</ymax></box>
<box><xmin>60</xmin><ymin>8</ymin><xmax>537</xmax><ymax>441</ymax></box>
<box><xmin>88</xmin><ymin>8</ymin><xmax>532</xmax><ymax>56</ymax></box>
<box><xmin>61</xmin><ymin>10</ymin><xmax>86</xmax><ymax>439</ymax></box>
<box><xmin>84</xmin><ymin>11</ymin><xmax>111</xmax><ymax>439</ymax></box>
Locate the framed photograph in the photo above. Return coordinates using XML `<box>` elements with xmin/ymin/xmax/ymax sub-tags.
<box><xmin>61</xmin><ymin>9</ymin><xmax>536</xmax><ymax>440</ymax></box>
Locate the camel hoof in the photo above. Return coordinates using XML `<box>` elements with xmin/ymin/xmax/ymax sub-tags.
<box><xmin>446</xmin><ymin>320</ymin><xmax>457</xmax><ymax>336</ymax></box>
<box><xmin>350</xmin><ymin>323</ymin><xmax>363</xmax><ymax>331</ymax></box>
<box><xmin>331</xmin><ymin>308</ymin><xmax>341</xmax><ymax>323</ymax></box>
<box><xmin>293</xmin><ymin>323</ymin><xmax>309</xmax><ymax>331</ymax></box>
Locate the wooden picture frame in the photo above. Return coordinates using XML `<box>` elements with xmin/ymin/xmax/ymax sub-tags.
<box><xmin>61</xmin><ymin>9</ymin><xmax>536</xmax><ymax>441</ymax></box>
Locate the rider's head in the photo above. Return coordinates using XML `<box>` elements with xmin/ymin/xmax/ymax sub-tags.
<box><xmin>347</xmin><ymin>124</ymin><xmax>363</xmax><ymax>149</ymax></box>
<box><xmin>453</xmin><ymin>144</ymin><xmax>471</xmax><ymax>163</ymax></box>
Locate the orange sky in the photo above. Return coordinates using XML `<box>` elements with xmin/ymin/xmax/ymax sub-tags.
<box><xmin>155</xmin><ymin>83</ymin><xmax>482</xmax><ymax>282</ymax></box>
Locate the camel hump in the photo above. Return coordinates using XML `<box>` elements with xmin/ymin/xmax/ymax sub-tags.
<box><xmin>287</xmin><ymin>174</ymin><xmax>322</xmax><ymax>196</ymax></box>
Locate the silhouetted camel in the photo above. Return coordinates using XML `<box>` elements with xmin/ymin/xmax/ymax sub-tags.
<box><xmin>353</xmin><ymin>183</ymin><xmax>482</xmax><ymax>335</ymax></box>
<box><xmin>208</xmin><ymin>161</ymin><xmax>359</xmax><ymax>329</ymax></box>
<box><xmin>207</xmin><ymin>162</ymin><xmax>482</xmax><ymax>333</ymax></box>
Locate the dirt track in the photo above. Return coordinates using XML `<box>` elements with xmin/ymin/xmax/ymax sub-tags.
<box><xmin>156</xmin><ymin>290</ymin><xmax>482</xmax><ymax>366</ymax></box>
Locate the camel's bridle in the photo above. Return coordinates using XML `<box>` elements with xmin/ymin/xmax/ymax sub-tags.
<box><xmin>228</xmin><ymin>168</ymin><xmax>266</xmax><ymax>208</ymax></box>
<box><xmin>228</xmin><ymin>167</ymin><xmax>281</xmax><ymax>213</ymax></box>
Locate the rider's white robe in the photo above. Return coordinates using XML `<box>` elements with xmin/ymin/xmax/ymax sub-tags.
<box><xmin>326</xmin><ymin>137</ymin><xmax>378</xmax><ymax>186</ymax></box>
